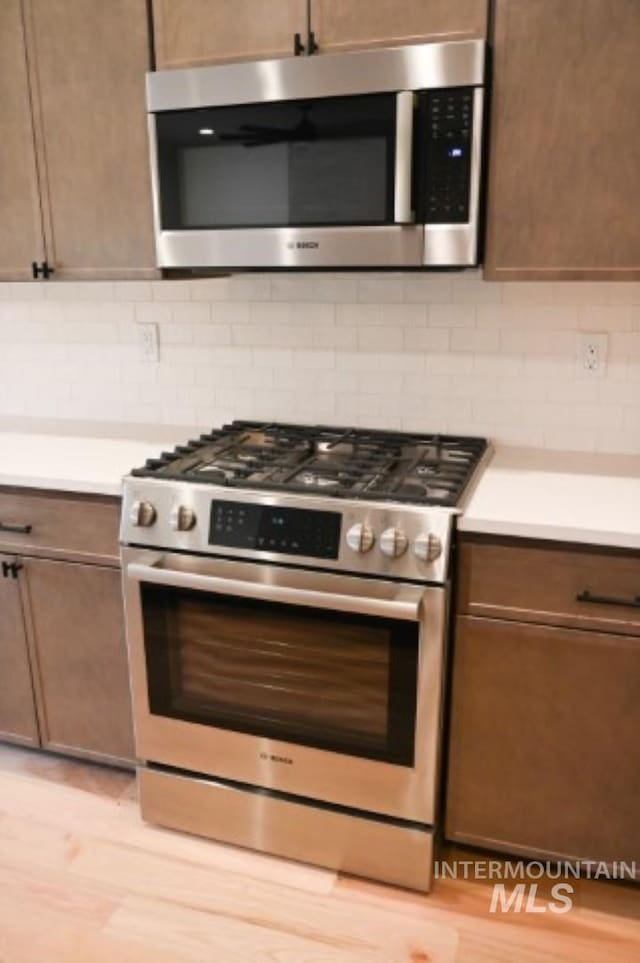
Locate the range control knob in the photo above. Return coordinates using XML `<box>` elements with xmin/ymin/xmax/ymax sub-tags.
<box><xmin>414</xmin><ymin>532</ymin><xmax>442</xmax><ymax>562</ymax></box>
<box><xmin>129</xmin><ymin>500</ymin><xmax>156</xmax><ymax>527</ymax></box>
<box><xmin>169</xmin><ymin>505</ymin><xmax>196</xmax><ymax>532</ymax></box>
<box><xmin>380</xmin><ymin>527</ymin><xmax>408</xmax><ymax>558</ymax></box>
<box><xmin>346</xmin><ymin>522</ymin><xmax>375</xmax><ymax>553</ymax></box>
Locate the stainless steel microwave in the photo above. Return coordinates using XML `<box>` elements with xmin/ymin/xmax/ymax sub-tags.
<box><xmin>146</xmin><ymin>40</ymin><xmax>486</xmax><ymax>270</ymax></box>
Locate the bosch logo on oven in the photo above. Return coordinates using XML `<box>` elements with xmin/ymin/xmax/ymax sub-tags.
<box><xmin>260</xmin><ymin>752</ymin><xmax>294</xmax><ymax>765</ymax></box>
<box><xmin>286</xmin><ymin>241</ymin><xmax>319</xmax><ymax>250</ymax></box>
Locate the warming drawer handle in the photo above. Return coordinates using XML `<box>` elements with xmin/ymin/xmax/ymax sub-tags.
<box><xmin>393</xmin><ymin>91</ymin><xmax>415</xmax><ymax>224</ymax></box>
<box><xmin>576</xmin><ymin>589</ymin><xmax>640</xmax><ymax>609</ymax></box>
<box><xmin>0</xmin><ymin>521</ymin><xmax>32</xmax><ymax>534</ymax></box>
<box><xmin>127</xmin><ymin>561</ymin><xmax>425</xmax><ymax>622</ymax></box>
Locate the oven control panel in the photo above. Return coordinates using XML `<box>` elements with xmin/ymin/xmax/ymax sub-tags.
<box><xmin>121</xmin><ymin>479</ymin><xmax>457</xmax><ymax>582</ymax></box>
<box><xmin>209</xmin><ymin>500</ymin><xmax>342</xmax><ymax>560</ymax></box>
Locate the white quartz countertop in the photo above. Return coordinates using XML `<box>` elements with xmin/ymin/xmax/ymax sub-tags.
<box><xmin>460</xmin><ymin>447</ymin><xmax>640</xmax><ymax>550</ymax></box>
<box><xmin>0</xmin><ymin>432</ymin><xmax>178</xmax><ymax>497</ymax></box>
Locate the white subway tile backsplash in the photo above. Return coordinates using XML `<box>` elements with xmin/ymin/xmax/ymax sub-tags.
<box><xmin>357</xmin><ymin>277</ymin><xmax>405</xmax><ymax>303</ymax></box>
<box><xmin>171</xmin><ymin>301</ymin><xmax>211</xmax><ymax>325</ymax></box>
<box><xmin>192</xmin><ymin>324</ymin><xmax>233</xmax><ymax>346</ymax></box>
<box><xmin>114</xmin><ymin>280</ymin><xmax>153</xmax><ymax>302</ymax></box>
<box><xmin>336</xmin><ymin>302</ymin><xmax>382</xmax><ymax>326</ymax></box>
<box><xmin>151</xmin><ymin>279</ymin><xmax>192</xmax><ymax>301</ymax></box>
<box><xmin>501</xmin><ymin>329</ymin><xmax>578</xmax><ymax>357</ymax></box>
<box><xmin>190</xmin><ymin>277</ymin><xmax>232</xmax><ymax>301</ymax></box>
<box><xmin>578</xmin><ymin>305</ymin><xmax>636</xmax><ymax>331</ymax></box>
<box><xmin>0</xmin><ymin>273</ymin><xmax>638</xmax><ymax>453</ymax></box>
<box><xmin>403</xmin><ymin>276</ymin><xmax>452</xmax><ymax>304</ymax></box>
<box><xmin>134</xmin><ymin>301</ymin><xmax>172</xmax><ymax>325</ymax></box>
<box><xmin>356</xmin><ymin>326</ymin><xmax>404</xmax><ymax>351</ymax></box>
<box><xmin>450</xmin><ymin>328</ymin><xmax>500</xmax><ymax>354</ymax></box>
<box><xmin>451</xmin><ymin>277</ymin><xmax>502</xmax><ymax>305</ymax></box>
<box><xmin>381</xmin><ymin>303</ymin><xmax>427</xmax><ymax>327</ymax></box>
<box><xmin>159</xmin><ymin>322</ymin><xmax>194</xmax><ymax>345</ymax></box>
<box><xmin>428</xmin><ymin>304</ymin><xmax>476</xmax><ymax>328</ymax></box>
<box><xmin>403</xmin><ymin>327</ymin><xmax>450</xmax><ymax>352</ymax></box>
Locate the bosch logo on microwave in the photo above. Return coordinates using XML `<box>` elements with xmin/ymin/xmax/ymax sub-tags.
<box><xmin>287</xmin><ymin>241</ymin><xmax>319</xmax><ymax>250</ymax></box>
<box><xmin>260</xmin><ymin>751</ymin><xmax>294</xmax><ymax>765</ymax></box>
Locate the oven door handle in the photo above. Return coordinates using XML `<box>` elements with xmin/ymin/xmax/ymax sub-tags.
<box><xmin>127</xmin><ymin>561</ymin><xmax>425</xmax><ymax>621</ymax></box>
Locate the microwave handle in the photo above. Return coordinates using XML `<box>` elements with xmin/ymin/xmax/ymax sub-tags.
<box><xmin>393</xmin><ymin>91</ymin><xmax>415</xmax><ymax>224</ymax></box>
<box><xmin>127</xmin><ymin>560</ymin><xmax>424</xmax><ymax>622</ymax></box>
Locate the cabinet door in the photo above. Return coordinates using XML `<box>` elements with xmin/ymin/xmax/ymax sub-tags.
<box><xmin>0</xmin><ymin>0</ymin><xmax>46</xmax><ymax>280</ymax></box>
<box><xmin>0</xmin><ymin>557</ymin><xmax>39</xmax><ymax>745</ymax></box>
<box><xmin>152</xmin><ymin>0</ymin><xmax>306</xmax><ymax>69</ymax></box>
<box><xmin>22</xmin><ymin>0</ymin><xmax>156</xmax><ymax>279</ymax></box>
<box><xmin>313</xmin><ymin>0</ymin><xmax>487</xmax><ymax>53</ymax></box>
<box><xmin>25</xmin><ymin>557</ymin><xmax>135</xmax><ymax>764</ymax></box>
<box><xmin>446</xmin><ymin>615</ymin><xmax>640</xmax><ymax>863</ymax></box>
<box><xmin>485</xmin><ymin>0</ymin><xmax>640</xmax><ymax>279</ymax></box>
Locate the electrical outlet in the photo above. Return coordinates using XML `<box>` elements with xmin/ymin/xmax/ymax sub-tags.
<box><xmin>138</xmin><ymin>322</ymin><xmax>160</xmax><ymax>362</ymax></box>
<box><xmin>578</xmin><ymin>332</ymin><xmax>608</xmax><ymax>378</ymax></box>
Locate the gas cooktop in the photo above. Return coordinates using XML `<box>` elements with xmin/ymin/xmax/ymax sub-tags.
<box><xmin>131</xmin><ymin>420</ymin><xmax>488</xmax><ymax>508</ymax></box>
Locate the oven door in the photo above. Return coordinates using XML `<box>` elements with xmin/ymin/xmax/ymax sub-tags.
<box><xmin>123</xmin><ymin>547</ymin><xmax>447</xmax><ymax>824</ymax></box>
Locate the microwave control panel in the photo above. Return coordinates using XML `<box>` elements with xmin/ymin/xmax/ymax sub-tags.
<box><xmin>423</xmin><ymin>87</ymin><xmax>474</xmax><ymax>224</ymax></box>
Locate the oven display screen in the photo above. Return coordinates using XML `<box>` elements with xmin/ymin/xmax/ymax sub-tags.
<box><xmin>209</xmin><ymin>501</ymin><xmax>342</xmax><ymax>559</ymax></box>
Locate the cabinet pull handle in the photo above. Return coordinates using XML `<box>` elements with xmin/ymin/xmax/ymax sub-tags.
<box><xmin>0</xmin><ymin>521</ymin><xmax>33</xmax><ymax>534</ymax></box>
<box><xmin>293</xmin><ymin>32</ymin><xmax>305</xmax><ymax>55</ymax></box>
<box><xmin>31</xmin><ymin>260</ymin><xmax>54</xmax><ymax>280</ymax></box>
<box><xmin>1</xmin><ymin>561</ymin><xmax>22</xmax><ymax>579</ymax></box>
<box><xmin>576</xmin><ymin>589</ymin><xmax>640</xmax><ymax>609</ymax></box>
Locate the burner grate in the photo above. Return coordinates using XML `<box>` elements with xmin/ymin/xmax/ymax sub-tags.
<box><xmin>131</xmin><ymin>420</ymin><xmax>487</xmax><ymax>508</ymax></box>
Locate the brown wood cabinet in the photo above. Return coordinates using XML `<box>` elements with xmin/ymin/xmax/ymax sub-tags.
<box><xmin>152</xmin><ymin>0</ymin><xmax>487</xmax><ymax>69</ymax></box>
<box><xmin>0</xmin><ymin>555</ymin><xmax>39</xmax><ymax>746</ymax></box>
<box><xmin>0</xmin><ymin>0</ymin><xmax>155</xmax><ymax>281</ymax></box>
<box><xmin>153</xmin><ymin>0</ymin><xmax>306</xmax><ymax>68</ymax></box>
<box><xmin>0</xmin><ymin>0</ymin><xmax>46</xmax><ymax>280</ymax></box>
<box><xmin>447</xmin><ymin>535</ymin><xmax>640</xmax><ymax>864</ymax></box>
<box><xmin>485</xmin><ymin>0</ymin><xmax>640</xmax><ymax>280</ymax></box>
<box><xmin>24</xmin><ymin>558</ymin><xmax>134</xmax><ymax>763</ymax></box>
<box><xmin>0</xmin><ymin>488</ymin><xmax>135</xmax><ymax>767</ymax></box>
<box><xmin>313</xmin><ymin>0</ymin><xmax>487</xmax><ymax>53</ymax></box>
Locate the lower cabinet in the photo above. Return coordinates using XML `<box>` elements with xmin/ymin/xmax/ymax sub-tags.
<box><xmin>0</xmin><ymin>554</ymin><xmax>39</xmax><ymax>746</ymax></box>
<box><xmin>446</xmin><ymin>614</ymin><xmax>640</xmax><ymax>863</ymax></box>
<box><xmin>24</xmin><ymin>557</ymin><xmax>135</xmax><ymax>764</ymax></box>
<box><xmin>0</xmin><ymin>517</ymin><xmax>135</xmax><ymax>767</ymax></box>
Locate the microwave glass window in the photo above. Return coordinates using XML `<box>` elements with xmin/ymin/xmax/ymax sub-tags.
<box><xmin>141</xmin><ymin>583</ymin><xmax>418</xmax><ymax>765</ymax></box>
<box><xmin>155</xmin><ymin>94</ymin><xmax>397</xmax><ymax>229</ymax></box>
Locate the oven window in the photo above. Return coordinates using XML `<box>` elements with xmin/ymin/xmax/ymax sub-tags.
<box><xmin>141</xmin><ymin>584</ymin><xmax>418</xmax><ymax>766</ymax></box>
<box><xmin>155</xmin><ymin>93</ymin><xmax>397</xmax><ymax>229</ymax></box>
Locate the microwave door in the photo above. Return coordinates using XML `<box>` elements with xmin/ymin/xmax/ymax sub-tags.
<box><xmin>149</xmin><ymin>92</ymin><xmax>424</xmax><ymax>269</ymax></box>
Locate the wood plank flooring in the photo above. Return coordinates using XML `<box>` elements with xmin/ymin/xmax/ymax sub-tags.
<box><xmin>0</xmin><ymin>744</ymin><xmax>638</xmax><ymax>962</ymax></box>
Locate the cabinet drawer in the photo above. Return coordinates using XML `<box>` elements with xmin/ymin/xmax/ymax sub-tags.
<box><xmin>458</xmin><ymin>537</ymin><xmax>640</xmax><ymax>636</ymax></box>
<box><xmin>0</xmin><ymin>488</ymin><xmax>120</xmax><ymax>562</ymax></box>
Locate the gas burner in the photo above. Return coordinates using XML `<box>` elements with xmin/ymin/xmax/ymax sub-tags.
<box><xmin>299</xmin><ymin>472</ymin><xmax>340</xmax><ymax>489</ymax></box>
<box><xmin>131</xmin><ymin>421</ymin><xmax>488</xmax><ymax>508</ymax></box>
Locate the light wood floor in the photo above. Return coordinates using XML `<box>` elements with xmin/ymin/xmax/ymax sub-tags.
<box><xmin>0</xmin><ymin>744</ymin><xmax>638</xmax><ymax>963</ymax></box>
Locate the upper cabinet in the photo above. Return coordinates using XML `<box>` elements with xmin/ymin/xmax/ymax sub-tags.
<box><xmin>153</xmin><ymin>0</ymin><xmax>307</xmax><ymax>68</ymax></box>
<box><xmin>0</xmin><ymin>0</ymin><xmax>155</xmax><ymax>281</ymax></box>
<box><xmin>152</xmin><ymin>0</ymin><xmax>488</xmax><ymax>69</ymax></box>
<box><xmin>313</xmin><ymin>0</ymin><xmax>487</xmax><ymax>53</ymax></box>
<box><xmin>0</xmin><ymin>0</ymin><xmax>46</xmax><ymax>280</ymax></box>
<box><xmin>485</xmin><ymin>0</ymin><xmax>640</xmax><ymax>280</ymax></box>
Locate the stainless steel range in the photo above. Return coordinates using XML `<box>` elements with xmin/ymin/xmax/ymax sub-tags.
<box><xmin>120</xmin><ymin>421</ymin><xmax>488</xmax><ymax>891</ymax></box>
